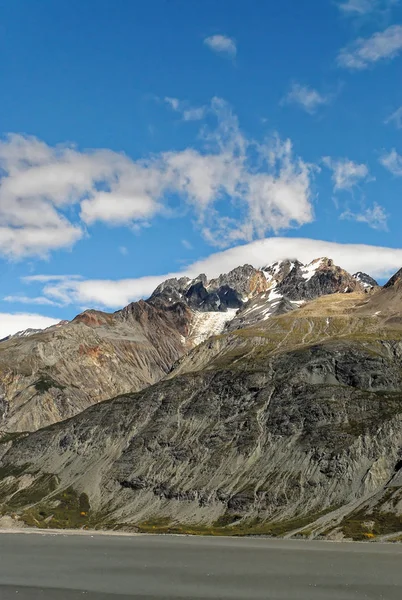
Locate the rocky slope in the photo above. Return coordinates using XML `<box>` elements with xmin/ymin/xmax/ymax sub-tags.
<box><xmin>353</xmin><ymin>271</ymin><xmax>379</xmax><ymax>290</ymax></box>
<box><xmin>0</xmin><ymin>263</ymin><xmax>401</xmax><ymax>540</ymax></box>
<box><xmin>0</xmin><ymin>259</ymin><xmax>362</xmax><ymax>434</ymax></box>
<box><xmin>0</xmin><ymin>300</ymin><xmax>192</xmax><ymax>432</ymax></box>
<box><xmin>0</xmin><ymin>265</ymin><xmax>269</xmax><ymax>433</ymax></box>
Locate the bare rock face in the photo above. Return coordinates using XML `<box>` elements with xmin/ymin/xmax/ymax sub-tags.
<box><xmin>0</xmin><ymin>266</ymin><xmax>401</xmax><ymax>539</ymax></box>
<box><xmin>228</xmin><ymin>258</ymin><xmax>365</xmax><ymax>331</ymax></box>
<box><xmin>0</xmin><ymin>300</ymin><xmax>192</xmax><ymax>433</ymax></box>
<box><xmin>0</xmin><ymin>257</ymin><xmax>381</xmax><ymax>456</ymax></box>
<box><xmin>384</xmin><ymin>267</ymin><xmax>402</xmax><ymax>289</ymax></box>
<box><xmin>1</xmin><ymin>336</ymin><xmax>401</xmax><ymax>538</ymax></box>
<box><xmin>0</xmin><ymin>265</ymin><xmax>269</xmax><ymax>433</ymax></box>
<box><xmin>274</xmin><ymin>258</ymin><xmax>362</xmax><ymax>300</ymax></box>
<box><xmin>148</xmin><ymin>265</ymin><xmax>269</xmax><ymax>312</ymax></box>
<box><xmin>353</xmin><ymin>272</ymin><xmax>379</xmax><ymax>290</ymax></box>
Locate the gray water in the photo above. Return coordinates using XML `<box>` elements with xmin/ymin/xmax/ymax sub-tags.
<box><xmin>0</xmin><ymin>532</ymin><xmax>401</xmax><ymax>599</ymax></box>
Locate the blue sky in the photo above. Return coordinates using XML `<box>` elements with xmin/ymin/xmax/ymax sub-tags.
<box><xmin>0</xmin><ymin>0</ymin><xmax>402</xmax><ymax>336</ymax></box>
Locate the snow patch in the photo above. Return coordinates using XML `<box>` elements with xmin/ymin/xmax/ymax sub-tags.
<box><xmin>301</xmin><ymin>258</ymin><xmax>324</xmax><ymax>282</ymax></box>
<box><xmin>190</xmin><ymin>309</ymin><xmax>238</xmax><ymax>346</ymax></box>
<box><xmin>267</xmin><ymin>287</ymin><xmax>282</xmax><ymax>302</ymax></box>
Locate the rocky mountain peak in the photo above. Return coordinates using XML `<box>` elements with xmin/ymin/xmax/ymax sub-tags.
<box><xmin>384</xmin><ymin>267</ymin><xmax>402</xmax><ymax>289</ymax></box>
<box><xmin>262</xmin><ymin>259</ymin><xmax>303</xmax><ymax>286</ymax></box>
<box><xmin>353</xmin><ymin>271</ymin><xmax>379</xmax><ymax>290</ymax></box>
<box><xmin>148</xmin><ymin>265</ymin><xmax>268</xmax><ymax>313</ymax></box>
<box><xmin>208</xmin><ymin>264</ymin><xmax>268</xmax><ymax>299</ymax></box>
<box><xmin>73</xmin><ymin>309</ymin><xmax>114</xmax><ymax>327</ymax></box>
<box><xmin>228</xmin><ymin>257</ymin><xmax>367</xmax><ymax>330</ymax></box>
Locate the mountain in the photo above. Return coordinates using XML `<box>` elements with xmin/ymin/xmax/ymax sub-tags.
<box><xmin>384</xmin><ymin>267</ymin><xmax>402</xmax><ymax>289</ymax></box>
<box><xmin>0</xmin><ymin>266</ymin><xmax>268</xmax><ymax>433</ymax></box>
<box><xmin>0</xmin><ymin>321</ymin><xmax>69</xmax><ymax>343</ymax></box>
<box><xmin>0</xmin><ymin>301</ymin><xmax>191</xmax><ymax>432</ymax></box>
<box><xmin>228</xmin><ymin>257</ymin><xmax>364</xmax><ymax>330</ymax></box>
<box><xmin>1</xmin><ymin>260</ymin><xmax>401</xmax><ymax>541</ymax></box>
<box><xmin>0</xmin><ymin>259</ymin><xmax>361</xmax><ymax>434</ymax></box>
<box><xmin>353</xmin><ymin>272</ymin><xmax>379</xmax><ymax>290</ymax></box>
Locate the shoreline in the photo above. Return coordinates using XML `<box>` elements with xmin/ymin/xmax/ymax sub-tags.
<box><xmin>0</xmin><ymin>526</ymin><xmax>142</xmax><ymax>538</ymax></box>
<box><xmin>0</xmin><ymin>525</ymin><xmax>401</xmax><ymax>545</ymax></box>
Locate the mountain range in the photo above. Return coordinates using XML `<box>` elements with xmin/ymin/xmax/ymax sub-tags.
<box><xmin>1</xmin><ymin>256</ymin><xmax>402</xmax><ymax>542</ymax></box>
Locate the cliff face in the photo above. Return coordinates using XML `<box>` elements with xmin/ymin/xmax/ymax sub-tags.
<box><xmin>0</xmin><ymin>340</ymin><xmax>401</xmax><ymax>538</ymax></box>
<box><xmin>0</xmin><ymin>300</ymin><xmax>192</xmax><ymax>433</ymax></box>
<box><xmin>1</xmin><ymin>275</ymin><xmax>402</xmax><ymax>540</ymax></box>
<box><xmin>0</xmin><ymin>264</ymin><xmax>271</xmax><ymax>433</ymax></box>
<box><xmin>1</xmin><ymin>259</ymin><xmax>360</xmax><ymax>434</ymax></box>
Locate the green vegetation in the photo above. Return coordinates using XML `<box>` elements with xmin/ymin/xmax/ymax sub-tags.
<box><xmin>20</xmin><ymin>487</ymin><xmax>92</xmax><ymax>529</ymax></box>
<box><xmin>213</xmin><ymin>513</ymin><xmax>243</xmax><ymax>527</ymax></box>
<box><xmin>206</xmin><ymin>311</ymin><xmax>402</xmax><ymax>371</ymax></box>
<box><xmin>340</xmin><ymin>503</ymin><xmax>402</xmax><ymax>540</ymax></box>
<box><xmin>34</xmin><ymin>375</ymin><xmax>65</xmax><ymax>393</ymax></box>
<box><xmin>6</xmin><ymin>474</ymin><xmax>58</xmax><ymax>508</ymax></box>
<box><xmin>0</xmin><ymin>432</ymin><xmax>28</xmax><ymax>445</ymax></box>
<box><xmin>0</xmin><ymin>463</ymin><xmax>32</xmax><ymax>480</ymax></box>
<box><xmin>136</xmin><ymin>507</ymin><xmax>339</xmax><ymax>537</ymax></box>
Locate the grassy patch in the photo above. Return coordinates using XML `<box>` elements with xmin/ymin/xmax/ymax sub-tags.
<box><xmin>136</xmin><ymin>507</ymin><xmax>339</xmax><ymax>537</ymax></box>
<box><xmin>0</xmin><ymin>463</ymin><xmax>32</xmax><ymax>480</ymax></box>
<box><xmin>0</xmin><ymin>432</ymin><xmax>28</xmax><ymax>445</ymax></box>
<box><xmin>20</xmin><ymin>487</ymin><xmax>92</xmax><ymax>529</ymax></box>
<box><xmin>341</xmin><ymin>508</ymin><xmax>402</xmax><ymax>540</ymax></box>
<box><xmin>34</xmin><ymin>375</ymin><xmax>65</xmax><ymax>393</ymax></box>
<box><xmin>7</xmin><ymin>474</ymin><xmax>58</xmax><ymax>508</ymax></box>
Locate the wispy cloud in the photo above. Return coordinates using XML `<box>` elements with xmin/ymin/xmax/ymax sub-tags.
<box><xmin>163</xmin><ymin>97</ymin><xmax>206</xmax><ymax>121</ymax></box>
<box><xmin>3</xmin><ymin>295</ymin><xmax>62</xmax><ymax>307</ymax></box>
<box><xmin>204</xmin><ymin>34</ymin><xmax>237</xmax><ymax>58</ymax></box>
<box><xmin>164</xmin><ymin>97</ymin><xmax>180</xmax><ymax>111</ymax></box>
<box><xmin>182</xmin><ymin>107</ymin><xmax>207</xmax><ymax>121</ymax></box>
<box><xmin>341</xmin><ymin>203</ymin><xmax>388</xmax><ymax>230</ymax></box>
<box><xmin>0</xmin><ymin>99</ymin><xmax>315</xmax><ymax>258</ymax></box>
<box><xmin>338</xmin><ymin>0</ymin><xmax>378</xmax><ymax>14</ymax></box>
<box><xmin>323</xmin><ymin>157</ymin><xmax>371</xmax><ymax>190</ymax></box>
<box><xmin>281</xmin><ymin>83</ymin><xmax>332</xmax><ymax>114</ymax></box>
<box><xmin>380</xmin><ymin>148</ymin><xmax>402</xmax><ymax>175</ymax></box>
<box><xmin>385</xmin><ymin>106</ymin><xmax>402</xmax><ymax>128</ymax></box>
<box><xmin>27</xmin><ymin>237</ymin><xmax>402</xmax><ymax>309</ymax></box>
<box><xmin>119</xmin><ymin>246</ymin><xmax>128</xmax><ymax>256</ymax></box>
<box><xmin>181</xmin><ymin>239</ymin><xmax>193</xmax><ymax>250</ymax></box>
<box><xmin>337</xmin><ymin>0</ymin><xmax>399</xmax><ymax>15</ymax></box>
<box><xmin>23</xmin><ymin>274</ymin><xmax>83</xmax><ymax>283</ymax></box>
<box><xmin>337</xmin><ymin>25</ymin><xmax>402</xmax><ymax>69</ymax></box>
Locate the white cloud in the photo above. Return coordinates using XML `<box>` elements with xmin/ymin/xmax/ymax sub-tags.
<box><xmin>0</xmin><ymin>99</ymin><xmax>315</xmax><ymax>257</ymax></box>
<box><xmin>183</xmin><ymin>107</ymin><xmax>207</xmax><ymax>121</ymax></box>
<box><xmin>163</xmin><ymin>97</ymin><xmax>206</xmax><ymax>121</ymax></box>
<box><xmin>204</xmin><ymin>35</ymin><xmax>237</xmax><ymax>57</ymax></box>
<box><xmin>341</xmin><ymin>203</ymin><xmax>388</xmax><ymax>229</ymax></box>
<box><xmin>22</xmin><ymin>274</ymin><xmax>83</xmax><ymax>283</ymax></box>
<box><xmin>0</xmin><ymin>134</ymin><xmax>160</xmax><ymax>257</ymax></box>
<box><xmin>282</xmin><ymin>83</ymin><xmax>331</xmax><ymax>114</ymax></box>
<box><xmin>164</xmin><ymin>97</ymin><xmax>180</xmax><ymax>111</ymax></box>
<box><xmin>338</xmin><ymin>0</ymin><xmax>378</xmax><ymax>14</ymax></box>
<box><xmin>337</xmin><ymin>25</ymin><xmax>402</xmax><ymax>69</ymax></box>
<box><xmin>323</xmin><ymin>157</ymin><xmax>370</xmax><ymax>190</ymax></box>
<box><xmin>160</xmin><ymin>99</ymin><xmax>315</xmax><ymax>244</ymax></box>
<box><xmin>4</xmin><ymin>295</ymin><xmax>61</xmax><ymax>306</ymax></box>
<box><xmin>0</xmin><ymin>313</ymin><xmax>59</xmax><ymax>339</ymax></box>
<box><xmin>27</xmin><ymin>237</ymin><xmax>402</xmax><ymax>308</ymax></box>
<box><xmin>337</xmin><ymin>0</ymin><xmax>399</xmax><ymax>15</ymax></box>
<box><xmin>385</xmin><ymin>106</ymin><xmax>402</xmax><ymax>128</ymax></box>
<box><xmin>380</xmin><ymin>149</ymin><xmax>402</xmax><ymax>175</ymax></box>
